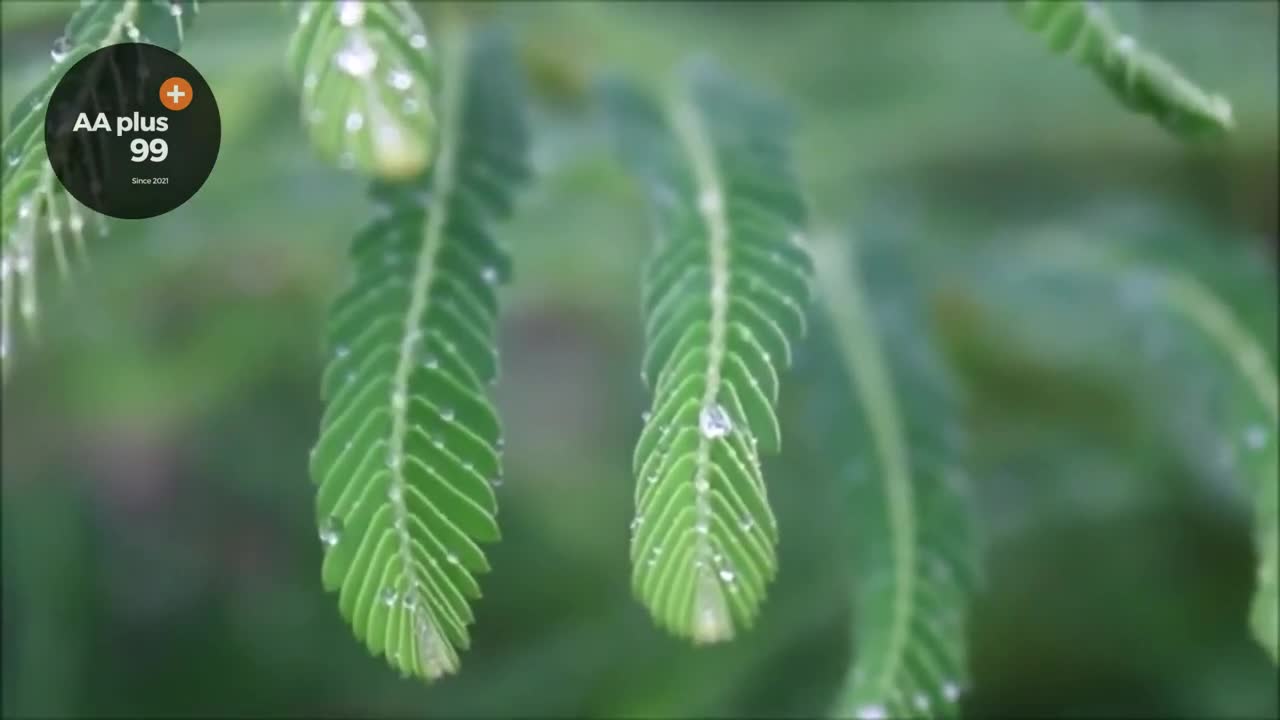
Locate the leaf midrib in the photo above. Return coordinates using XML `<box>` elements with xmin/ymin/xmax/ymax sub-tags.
<box><xmin>669</xmin><ymin>95</ymin><xmax>733</xmax><ymax>640</ymax></box>
<box><xmin>384</xmin><ymin>30</ymin><xmax>465</xmax><ymax>671</ymax></box>
<box><xmin>813</xmin><ymin>232</ymin><xmax>917</xmax><ymax>705</ymax></box>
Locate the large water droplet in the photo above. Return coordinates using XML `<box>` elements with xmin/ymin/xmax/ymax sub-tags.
<box><xmin>699</xmin><ymin>403</ymin><xmax>733</xmax><ymax>439</ymax></box>
<box><xmin>319</xmin><ymin>516</ymin><xmax>343</xmax><ymax>547</ymax></box>
<box><xmin>337</xmin><ymin>0</ymin><xmax>365</xmax><ymax>26</ymax></box>
<box><xmin>335</xmin><ymin>37</ymin><xmax>377</xmax><ymax>77</ymax></box>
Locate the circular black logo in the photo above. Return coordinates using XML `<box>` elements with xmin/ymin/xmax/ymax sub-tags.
<box><xmin>44</xmin><ymin>43</ymin><xmax>220</xmax><ymax>220</ymax></box>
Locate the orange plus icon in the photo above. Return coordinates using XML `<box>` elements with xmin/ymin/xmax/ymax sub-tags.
<box><xmin>160</xmin><ymin>77</ymin><xmax>193</xmax><ymax>111</ymax></box>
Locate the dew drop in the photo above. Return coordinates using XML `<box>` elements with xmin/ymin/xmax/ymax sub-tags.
<box><xmin>334</xmin><ymin>345</ymin><xmax>350</xmax><ymax>359</ymax></box>
<box><xmin>389</xmin><ymin>68</ymin><xmax>413</xmax><ymax>91</ymax></box>
<box><xmin>319</xmin><ymin>516</ymin><xmax>343</xmax><ymax>547</ymax></box>
<box><xmin>446</xmin><ymin>552</ymin><xmax>459</xmax><ymax>565</ymax></box>
<box><xmin>630</xmin><ymin>516</ymin><xmax>643</xmax><ymax>531</ymax></box>
<box><xmin>489</xmin><ymin>477</ymin><xmax>504</xmax><ymax>488</ymax></box>
<box><xmin>345</xmin><ymin>111</ymin><xmax>364</xmax><ymax>132</ymax></box>
<box><xmin>50</xmin><ymin>36</ymin><xmax>69</xmax><ymax>63</ymax></box>
<box><xmin>422</xmin><ymin>354</ymin><xmax>439</xmax><ymax>370</ymax></box>
<box><xmin>170</xmin><ymin>2</ymin><xmax>183</xmax><ymax>18</ymax></box>
<box><xmin>694</xmin><ymin>478</ymin><xmax>710</xmax><ymax>493</ymax></box>
<box><xmin>125</xmin><ymin>22</ymin><xmax>141</xmax><ymax>41</ymax></box>
<box><xmin>335</xmin><ymin>37</ymin><xmax>378</xmax><ymax>77</ymax></box>
<box><xmin>17</xmin><ymin>200</ymin><xmax>32</xmax><ymax>220</ymax></box>
<box><xmin>402</xmin><ymin>594</ymin><xmax>417</xmax><ymax>610</ymax></box>
<box><xmin>699</xmin><ymin>189</ymin><xmax>723</xmax><ymax>214</ymax></box>
<box><xmin>386</xmin><ymin>452</ymin><xmax>402</xmax><ymax>470</ymax></box>
<box><xmin>913</xmin><ymin>694</ymin><xmax>930</xmax><ymax>712</ymax></box>
<box><xmin>381</xmin><ymin>587</ymin><xmax>398</xmax><ymax>607</ymax></box>
<box><xmin>6</xmin><ymin>152</ymin><xmax>19</xmax><ymax>167</ymax></box>
<box><xmin>337</xmin><ymin>0</ymin><xmax>365</xmax><ymax>26</ymax></box>
<box><xmin>854</xmin><ymin>705</ymin><xmax>887</xmax><ymax>720</ymax></box>
<box><xmin>439</xmin><ymin>406</ymin><xmax>455</xmax><ymax>422</ymax></box>
<box><xmin>402</xmin><ymin>98</ymin><xmax>420</xmax><ymax>115</ymax></box>
<box><xmin>1245</xmin><ymin>424</ymin><xmax>1268</xmax><ymax>451</ymax></box>
<box><xmin>694</xmin><ymin>522</ymin><xmax>709</xmax><ymax>536</ymax></box>
<box><xmin>641</xmin><ymin>410</ymin><xmax>652</xmax><ymax>423</ymax></box>
<box><xmin>739</xmin><ymin>516</ymin><xmax>754</xmax><ymax>532</ymax></box>
<box><xmin>942</xmin><ymin>681</ymin><xmax>961</xmax><ymax>702</ymax></box>
<box><xmin>699</xmin><ymin>403</ymin><xmax>733</xmax><ymax>439</ymax></box>
<box><xmin>432</xmin><ymin>437</ymin><xmax>444</xmax><ymax>450</ymax></box>
<box><xmin>717</xmin><ymin>568</ymin><xmax>735</xmax><ymax>583</ymax></box>
<box><xmin>646</xmin><ymin>474</ymin><xmax>658</xmax><ymax>485</ymax></box>
<box><xmin>388</xmin><ymin>484</ymin><xmax>402</xmax><ymax>502</ymax></box>
<box><xmin>303</xmin><ymin>72</ymin><xmax>318</xmax><ymax>91</ymax></box>
<box><xmin>391</xmin><ymin>391</ymin><xmax>407</xmax><ymax>410</ymax></box>
<box><xmin>480</xmin><ymin>265</ymin><xmax>499</xmax><ymax>285</ymax></box>
<box><xmin>409</xmin><ymin>33</ymin><xmax>428</xmax><ymax>50</ymax></box>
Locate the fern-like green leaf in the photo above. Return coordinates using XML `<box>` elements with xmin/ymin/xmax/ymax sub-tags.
<box><xmin>308</xmin><ymin>27</ymin><xmax>530</xmax><ymax>681</ymax></box>
<box><xmin>1010</xmin><ymin>0</ymin><xmax>1233</xmax><ymax>138</ymax></box>
<box><xmin>287</xmin><ymin>0</ymin><xmax>438</xmax><ymax>180</ymax></box>
<box><xmin>809</xmin><ymin>232</ymin><xmax>980</xmax><ymax>718</ymax></box>
<box><xmin>605</xmin><ymin>63</ymin><xmax>813</xmax><ymax>643</ymax></box>
<box><xmin>1</xmin><ymin>0</ymin><xmax>197</xmax><ymax>377</ymax></box>
<box><xmin>963</xmin><ymin>236</ymin><xmax>1277</xmax><ymax>662</ymax></box>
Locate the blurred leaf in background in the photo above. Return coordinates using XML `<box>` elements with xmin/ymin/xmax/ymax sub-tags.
<box><xmin>2</xmin><ymin>1</ymin><xmax>1276</xmax><ymax>717</ymax></box>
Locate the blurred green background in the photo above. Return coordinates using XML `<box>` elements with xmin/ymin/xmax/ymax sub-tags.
<box><xmin>2</xmin><ymin>1</ymin><xmax>1277</xmax><ymax>717</ymax></box>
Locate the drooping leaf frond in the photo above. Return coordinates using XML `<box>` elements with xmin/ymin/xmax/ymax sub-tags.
<box><xmin>0</xmin><ymin>0</ymin><xmax>197</xmax><ymax>378</ymax></box>
<box><xmin>809</xmin><ymin>232</ymin><xmax>980</xmax><ymax>718</ymax></box>
<box><xmin>287</xmin><ymin>0</ymin><xmax>438</xmax><ymax>180</ymax></box>
<box><xmin>963</xmin><ymin>235</ymin><xmax>1277</xmax><ymax>663</ymax></box>
<box><xmin>605</xmin><ymin>63</ymin><xmax>813</xmax><ymax>643</ymax></box>
<box><xmin>308</xmin><ymin>28</ymin><xmax>530</xmax><ymax>681</ymax></box>
<box><xmin>1010</xmin><ymin>0</ymin><xmax>1233</xmax><ymax>138</ymax></box>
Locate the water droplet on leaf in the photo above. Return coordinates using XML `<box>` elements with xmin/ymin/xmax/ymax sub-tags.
<box><xmin>335</xmin><ymin>37</ymin><xmax>377</xmax><ymax>77</ymax></box>
<box><xmin>699</xmin><ymin>403</ymin><xmax>733</xmax><ymax>439</ymax></box>
<box><xmin>337</xmin><ymin>0</ymin><xmax>365</xmax><ymax>26</ymax></box>
<box><xmin>319</xmin><ymin>516</ymin><xmax>343</xmax><ymax>547</ymax></box>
